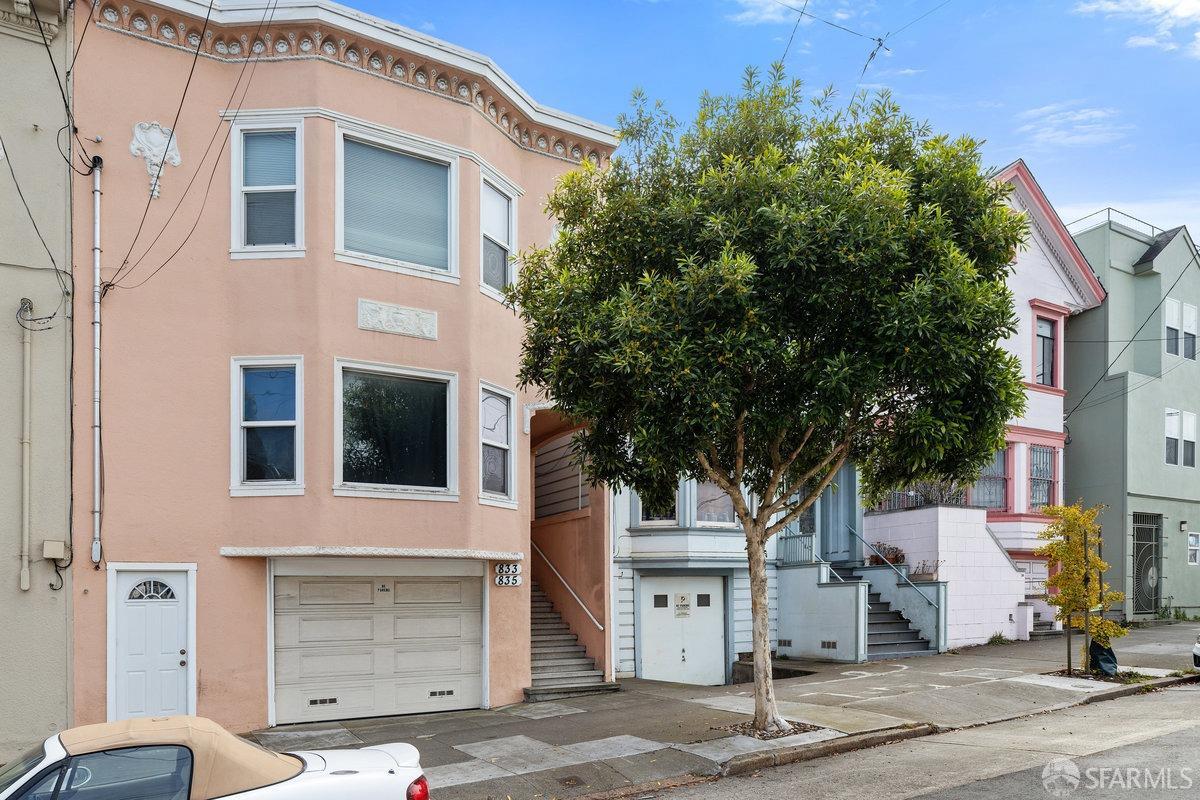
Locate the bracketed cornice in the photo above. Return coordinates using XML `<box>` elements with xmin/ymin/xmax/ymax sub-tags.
<box><xmin>94</xmin><ymin>0</ymin><xmax>616</xmax><ymax>165</ymax></box>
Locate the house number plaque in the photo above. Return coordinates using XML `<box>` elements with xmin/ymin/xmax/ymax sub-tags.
<box><xmin>494</xmin><ymin>562</ymin><xmax>523</xmax><ymax>586</ymax></box>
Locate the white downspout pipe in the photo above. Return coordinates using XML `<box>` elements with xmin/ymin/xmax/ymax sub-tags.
<box><xmin>19</xmin><ymin>299</ymin><xmax>33</xmax><ymax>591</ymax></box>
<box><xmin>91</xmin><ymin>157</ymin><xmax>103</xmax><ymax>564</ymax></box>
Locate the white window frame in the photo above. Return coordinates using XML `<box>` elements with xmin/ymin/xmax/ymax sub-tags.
<box><xmin>1165</xmin><ymin>297</ymin><xmax>1182</xmax><ymax>357</ymax></box>
<box><xmin>1184</xmin><ymin>411</ymin><xmax>1197</xmax><ymax>468</ymax></box>
<box><xmin>479</xmin><ymin>381</ymin><xmax>517</xmax><ymax>508</ymax></box>
<box><xmin>1184</xmin><ymin>303</ymin><xmax>1198</xmax><ymax>361</ymax></box>
<box><xmin>229</xmin><ymin>119</ymin><xmax>305</xmax><ymax>260</ymax></box>
<box><xmin>479</xmin><ymin>172</ymin><xmax>519</xmax><ymax>302</ymax></box>
<box><xmin>1188</xmin><ymin>532</ymin><xmax>1199</xmax><ymax>566</ymax></box>
<box><xmin>334</xmin><ymin>122</ymin><xmax>460</xmax><ymax>284</ymax></box>
<box><xmin>694</xmin><ymin>479</ymin><xmax>741</xmax><ymax>529</ymax></box>
<box><xmin>229</xmin><ymin>356</ymin><xmax>304</xmax><ymax>497</ymax></box>
<box><xmin>333</xmin><ymin>358</ymin><xmax>459</xmax><ymax>500</ymax></box>
<box><xmin>636</xmin><ymin>486</ymin><xmax>680</xmax><ymax>527</ymax></box>
<box><xmin>1166</xmin><ymin>407</ymin><xmax>1182</xmax><ymax>466</ymax></box>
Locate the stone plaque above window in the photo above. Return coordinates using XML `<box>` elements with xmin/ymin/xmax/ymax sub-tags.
<box><xmin>357</xmin><ymin>299</ymin><xmax>438</xmax><ymax>340</ymax></box>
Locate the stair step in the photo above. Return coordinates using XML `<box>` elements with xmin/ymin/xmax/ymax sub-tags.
<box><xmin>531</xmin><ymin>621</ymin><xmax>570</xmax><ymax>630</ymax></box>
<box><xmin>868</xmin><ymin>639</ymin><xmax>931</xmax><ymax>653</ymax></box>
<box><xmin>531</xmin><ymin>657</ymin><xmax>598</xmax><ymax>672</ymax></box>
<box><xmin>531</xmin><ymin>642</ymin><xmax>586</xmax><ymax>654</ymax></box>
<box><xmin>866</xmin><ymin>650</ymin><xmax>936</xmax><ymax>661</ymax></box>
<box><xmin>869</xmin><ymin>630</ymin><xmax>923</xmax><ymax>643</ymax></box>
<box><xmin>531</xmin><ymin>633</ymin><xmax>579</xmax><ymax>643</ymax></box>
<box><xmin>531</xmin><ymin>671</ymin><xmax>605</xmax><ymax>688</ymax></box>
<box><xmin>523</xmin><ymin>682</ymin><xmax>621</xmax><ymax>702</ymax></box>
<box><xmin>868</xmin><ymin>620</ymin><xmax>914</xmax><ymax>634</ymax></box>
<box><xmin>868</xmin><ymin>611</ymin><xmax>905</xmax><ymax>623</ymax></box>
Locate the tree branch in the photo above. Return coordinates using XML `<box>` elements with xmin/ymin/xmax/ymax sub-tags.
<box><xmin>766</xmin><ymin>447</ymin><xmax>850</xmax><ymax>538</ymax></box>
<box><xmin>698</xmin><ymin>448</ymin><xmax>752</xmax><ymax>525</ymax></box>
<box><xmin>757</xmin><ymin>423</ymin><xmax>812</xmax><ymax>527</ymax></box>
<box><xmin>763</xmin><ymin>438</ymin><xmax>849</xmax><ymax>519</ymax></box>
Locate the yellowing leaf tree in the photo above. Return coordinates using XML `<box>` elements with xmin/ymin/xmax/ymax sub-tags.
<box><xmin>1036</xmin><ymin>504</ymin><xmax>1126</xmax><ymax>673</ymax></box>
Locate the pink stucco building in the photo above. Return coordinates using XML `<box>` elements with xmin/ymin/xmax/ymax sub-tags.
<box><xmin>70</xmin><ymin>0</ymin><xmax>616</xmax><ymax>731</ymax></box>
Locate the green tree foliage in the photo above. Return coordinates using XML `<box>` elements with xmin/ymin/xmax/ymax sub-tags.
<box><xmin>509</xmin><ymin>66</ymin><xmax>1028</xmax><ymax>730</ymax></box>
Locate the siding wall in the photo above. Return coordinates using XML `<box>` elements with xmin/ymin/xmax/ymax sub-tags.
<box><xmin>534</xmin><ymin>432</ymin><xmax>590</xmax><ymax>519</ymax></box>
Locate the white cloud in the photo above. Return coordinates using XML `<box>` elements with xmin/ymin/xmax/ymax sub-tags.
<box><xmin>1056</xmin><ymin>194</ymin><xmax>1200</xmax><ymax>235</ymax></box>
<box><xmin>1076</xmin><ymin>0</ymin><xmax>1200</xmax><ymax>55</ymax></box>
<box><xmin>1015</xmin><ymin>101</ymin><xmax>1133</xmax><ymax>147</ymax></box>
<box><xmin>419</xmin><ymin>20</ymin><xmax>436</xmax><ymax>32</ymax></box>
<box><xmin>729</xmin><ymin>0</ymin><xmax>796</xmax><ymax>24</ymax></box>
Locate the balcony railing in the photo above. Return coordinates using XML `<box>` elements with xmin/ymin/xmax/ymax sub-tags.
<box><xmin>777</xmin><ymin>529</ymin><xmax>817</xmax><ymax>566</ymax></box>
<box><xmin>1065</xmin><ymin>207</ymin><xmax>1164</xmax><ymax>239</ymax></box>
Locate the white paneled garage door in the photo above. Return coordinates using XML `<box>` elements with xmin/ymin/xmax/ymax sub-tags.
<box><xmin>273</xmin><ymin>574</ymin><xmax>482</xmax><ymax>724</ymax></box>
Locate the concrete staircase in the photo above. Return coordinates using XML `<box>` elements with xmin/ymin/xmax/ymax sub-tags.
<box><xmin>525</xmin><ymin>582</ymin><xmax>619</xmax><ymax>702</ymax></box>
<box><xmin>831</xmin><ymin>565</ymin><xmax>934</xmax><ymax>660</ymax></box>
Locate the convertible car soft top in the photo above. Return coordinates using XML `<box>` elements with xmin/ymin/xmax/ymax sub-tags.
<box><xmin>58</xmin><ymin>716</ymin><xmax>303</xmax><ymax>800</ymax></box>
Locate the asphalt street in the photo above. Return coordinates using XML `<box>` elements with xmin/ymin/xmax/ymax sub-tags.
<box><xmin>655</xmin><ymin>684</ymin><xmax>1200</xmax><ymax>800</ymax></box>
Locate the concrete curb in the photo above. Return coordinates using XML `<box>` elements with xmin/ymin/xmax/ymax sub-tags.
<box><xmin>720</xmin><ymin>723</ymin><xmax>937</xmax><ymax>777</ymax></box>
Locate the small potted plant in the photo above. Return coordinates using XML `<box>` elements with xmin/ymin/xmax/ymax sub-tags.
<box><xmin>908</xmin><ymin>559</ymin><xmax>943</xmax><ymax>581</ymax></box>
<box><xmin>868</xmin><ymin>542</ymin><xmax>905</xmax><ymax>566</ymax></box>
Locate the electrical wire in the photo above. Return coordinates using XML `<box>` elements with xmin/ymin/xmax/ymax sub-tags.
<box><xmin>109</xmin><ymin>0</ymin><xmax>216</xmax><ymax>286</ymax></box>
<box><xmin>68</xmin><ymin>0</ymin><xmax>97</xmax><ymax>75</ymax></box>
<box><xmin>1070</xmin><ymin>358</ymin><xmax>1190</xmax><ymax>416</ymax></box>
<box><xmin>1</xmin><ymin>130</ymin><xmax>73</xmax><ymax>330</ymax></box>
<box><xmin>1065</xmin><ymin>248</ymin><xmax>1199</xmax><ymax>420</ymax></box>
<box><xmin>29</xmin><ymin>0</ymin><xmax>94</xmax><ymax>176</ymax></box>
<box><xmin>780</xmin><ymin>0</ymin><xmax>809</xmax><ymax>63</ymax></box>
<box><xmin>112</xmin><ymin>0</ymin><xmax>281</xmax><ymax>291</ymax></box>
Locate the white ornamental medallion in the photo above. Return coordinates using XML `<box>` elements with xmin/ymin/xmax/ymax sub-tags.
<box><xmin>129</xmin><ymin>122</ymin><xmax>182</xmax><ymax>198</ymax></box>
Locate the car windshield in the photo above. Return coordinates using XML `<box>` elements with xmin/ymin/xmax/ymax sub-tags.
<box><xmin>0</xmin><ymin>742</ymin><xmax>47</xmax><ymax>792</ymax></box>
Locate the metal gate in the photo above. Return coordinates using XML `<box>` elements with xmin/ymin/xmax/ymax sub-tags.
<box><xmin>1131</xmin><ymin>513</ymin><xmax>1162</xmax><ymax>615</ymax></box>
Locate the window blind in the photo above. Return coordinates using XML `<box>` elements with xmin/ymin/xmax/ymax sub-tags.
<box><xmin>244</xmin><ymin>131</ymin><xmax>295</xmax><ymax>186</ymax></box>
<box><xmin>343</xmin><ymin>138</ymin><xmax>449</xmax><ymax>270</ymax></box>
<box><xmin>481</xmin><ymin>182</ymin><xmax>510</xmax><ymax>245</ymax></box>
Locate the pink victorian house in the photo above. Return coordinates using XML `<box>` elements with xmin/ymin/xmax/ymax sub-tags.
<box><xmin>70</xmin><ymin>0</ymin><xmax>616</xmax><ymax>732</ymax></box>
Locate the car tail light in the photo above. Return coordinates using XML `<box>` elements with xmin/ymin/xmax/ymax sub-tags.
<box><xmin>406</xmin><ymin>775</ymin><xmax>429</xmax><ymax>800</ymax></box>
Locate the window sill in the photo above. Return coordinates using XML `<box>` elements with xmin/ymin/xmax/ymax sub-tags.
<box><xmin>479</xmin><ymin>494</ymin><xmax>518</xmax><ymax>509</ymax></box>
<box><xmin>335</xmin><ymin>250</ymin><xmax>460</xmax><ymax>284</ymax></box>
<box><xmin>1023</xmin><ymin>381</ymin><xmax>1067</xmax><ymax>397</ymax></box>
<box><xmin>479</xmin><ymin>284</ymin><xmax>510</xmax><ymax>304</ymax></box>
<box><xmin>334</xmin><ymin>484</ymin><xmax>459</xmax><ymax>501</ymax></box>
<box><xmin>230</xmin><ymin>484</ymin><xmax>305</xmax><ymax>497</ymax></box>
<box><xmin>231</xmin><ymin>246</ymin><xmax>306</xmax><ymax>261</ymax></box>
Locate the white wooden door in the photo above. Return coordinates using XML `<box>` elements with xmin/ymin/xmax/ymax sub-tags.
<box><xmin>273</xmin><ymin>575</ymin><xmax>483</xmax><ymax>723</ymax></box>
<box><xmin>639</xmin><ymin>575</ymin><xmax>725</xmax><ymax>685</ymax></box>
<box><xmin>114</xmin><ymin>571</ymin><xmax>190</xmax><ymax>719</ymax></box>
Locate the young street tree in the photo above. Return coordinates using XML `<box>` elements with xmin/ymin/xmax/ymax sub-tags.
<box><xmin>1036</xmin><ymin>504</ymin><xmax>1126</xmax><ymax>673</ymax></box>
<box><xmin>509</xmin><ymin>67</ymin><xmax>1028</xmax><ymax>732</ymax></box>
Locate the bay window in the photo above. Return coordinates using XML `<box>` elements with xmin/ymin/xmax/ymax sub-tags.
<box><xmin>338</xmin><ymin>130</ymin><xmax>455</xmax><ymax>279</ymax></box>
<box><xmin>335</xmin><ymin>360</ymin><xmax>457</xmax><ymax>498</ymax></box>
<box><xmin>480</xmin><ymin>385</ymin><xmax>516</xmax><ymax>505</ymax></box>
<box><xmin>1029</xmin><ymin>445</ymin><xmax>1055</xmax><ymax>510</ymax></box>
<box><xmin>230</xmin><ymin>357</ymin><xmax>303</xmax><ymax>495</ymax></box>
<box><xmin>231</xmin><ymin>122</ymin><xmax>303</xmax><ymax>258</ymax></box>
<box><xmin>696</xmin><ymin>481</ymin><xmax>737</xmax><ymax>526</ymax></box>
<box><xmin>481</xmin><ymin>179</ymin><xmax>515</xmax><ymax>296</ymax></box>
<box><xmin>973</xmin><ymin>447</ymin><xmax>1008</xmax><ymax>509</ymax></box>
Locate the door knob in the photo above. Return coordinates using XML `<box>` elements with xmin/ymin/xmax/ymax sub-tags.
<box><xmin>179</xmin><ymin>660</ymin><xmax>187</xmax><ymax>667</ymax></box>
<box><xmin>180</xmin><ymin>649</ymin><xmax>186</xmax><ymax>655</ymax></box>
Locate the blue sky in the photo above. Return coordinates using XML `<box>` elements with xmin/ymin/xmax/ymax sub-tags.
<box><xmin>363</xmin><ymin>0</ymin><xmax>1200</xmax><ymax>231</ymax></box>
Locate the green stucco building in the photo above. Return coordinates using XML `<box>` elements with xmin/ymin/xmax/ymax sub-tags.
<box><xmin>1066</xmin><ymin>209</ymin><xmax>1200</xmax><ymax>619</ymax></box>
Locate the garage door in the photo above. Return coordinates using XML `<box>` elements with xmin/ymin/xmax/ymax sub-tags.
<box><xmin>639</xmin><ymin>575</ymin><xmax>726</xmax><ymax>685</ymax></box>
<box><xmin>274</xmin><ymin>575</ymin><xmax>482</xmax><ymax>724</ymax></box>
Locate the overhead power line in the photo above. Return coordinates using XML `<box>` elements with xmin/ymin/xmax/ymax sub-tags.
<box><xmin>29</xmin><ymin>0</ymin><xmax>94</xmax><ymax>175</ymax></box>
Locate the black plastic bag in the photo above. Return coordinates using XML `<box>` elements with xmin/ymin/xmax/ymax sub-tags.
<box><xmin>1090</xmin><ymin>640</ymin><xmax>1118</xmax><ymax>676</ymax></box>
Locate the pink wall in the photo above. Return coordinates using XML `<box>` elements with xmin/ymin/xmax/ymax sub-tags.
<box><xmin>530</xmin><ymin>485</ymin><xmax>611</xmax><ymax>678</ymax></box>
<box><xmin>70</xmin><ymin>7</ymin><xmax>607</xmax><ymax>729</ymax></box>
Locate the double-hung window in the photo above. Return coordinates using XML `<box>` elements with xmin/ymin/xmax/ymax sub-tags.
<box><xmin>481</xmin><ymin>180</ymin><xmax>516</xmax><ymax>297</ymax></box>
<box><xmin>231</xmin><ymin>357</ymin><xmax>303</xmax><ymax>496</ymax></box>
<box><xmin>1184</xmin><ymin>303</ymin><xmax>1198</xmax><ymax>360</ymax></box>
<box><xmin>1035</xmin><ymin>318</ymin><xmax>1056</xmax><ymax>386</ymax></box>
<box><xmin>1166</xmin><ymin>298</ymin><xmax>1181</xmax><ymax>356</ymax></box>
<box><xmin>1029</xmin><ymin>445</ymin><xmax>1055</xmax><ymax>511</ymax></box>
<box><xmin>335</xmin><ymin>360</ymin><xmax>457</xmax><ymax>499</ymax></box>
<box><xmin>639</xmin><ymin>488</ymin><xmax>678</xmax><ymax>526</ymax></box>
<box><xmin>232</xmin><ymin>123</ymin><xmax>303</xmax><ymax>258</ymax></box>
<box><xmin>1184</xmin><ymin>411</ymin><xmax>1197</xmax><ymax>467</ymax></box>
<box><xmin>480</xmin><ymin>384</ymin><xmax>516</xmax><ymax>505</ymax></box>
<box><xmin>973</xmin><ymin>447</ymin><xmax>1008</xmax><ymax>509</ymax></box>
<box><xmin>1166</xmin><ymin>408</ymin><xmax>1181</xmax><ymax>465</ymax></box>
<box><xmin>338</xmin><ymin>130</ymin><xmax>456</xmax><ymax>280</ymax></box>
<box><xmin>1189</xmin><ymin>532</ymin><xmax>1199</xmax><ymax>566</ymax></box>
<box><xmin>696</xmin><ymin>481</ymin><xmax>737</xmax><ymax>526</ymax></box>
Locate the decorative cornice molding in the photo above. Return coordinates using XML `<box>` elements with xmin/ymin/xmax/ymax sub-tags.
<box><xmin>0</xmin><ymin>5</ymin><xmax>60</xmax><ymax>41</ymax></box>
<box><xmin>94</xmin><ymin>0</ymin><xmax>615</xmax><ymax>164</ymax></box>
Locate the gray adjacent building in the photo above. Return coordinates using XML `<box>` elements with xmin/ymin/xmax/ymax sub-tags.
<box><xmin>0</xmin><ymin>0</ymin><xmax>74</xmax><ymax>758</ymax></box>
<box><xmin>1067</xmin><ymin>209</ymin><xmax>1200</xmax><ymax>619</ymax></box>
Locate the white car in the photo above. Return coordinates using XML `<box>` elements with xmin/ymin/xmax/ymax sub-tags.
<box><xmin>0</xmin><ymin>716</ymin><xmax>428</xmax><ymax>800</ymax></box>
<box><xmin>1193</xmin><ymin>633</ymin><xmax>1200</xmax><ymax>669</ymax></box>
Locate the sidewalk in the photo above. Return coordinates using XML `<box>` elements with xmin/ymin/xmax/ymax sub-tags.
<box><xmin>251</xmin><ymin>622</ymin><xmax>1200</xmax><ymax>799</ymax></box>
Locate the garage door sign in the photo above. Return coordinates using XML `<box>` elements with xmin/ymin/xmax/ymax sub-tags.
<box><xmin>494</xmin><ymin>562</ymin><xmax>523</xmax><ymax>587</ymax></box>
<box><xmin>675</xmin><ymin>593</ymin><xmax>690</xmax><ymax>618</ymax></box>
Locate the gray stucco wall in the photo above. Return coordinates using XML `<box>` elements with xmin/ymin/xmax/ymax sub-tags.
<box><xmin>0</xmin><ymin>0</ymin><xmax>74</xmax><ymax>758</ymax></box>
<box><xmin>1067</xmin><ymin>219</ymin><xmax>1200</xmax><ymax>617</ymax></box>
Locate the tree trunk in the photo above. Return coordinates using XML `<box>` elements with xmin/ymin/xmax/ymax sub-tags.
<box><xmin>746</xmin><ymin>529</ymin><xmax>790</xmax><ymax>732</ymax></box>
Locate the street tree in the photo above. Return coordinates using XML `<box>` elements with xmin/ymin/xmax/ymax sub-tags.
<box><xmin>509</xmin><ymin>67</ymin><xmax>1028</xmax><ymax>732</ymax></box>
<box><xmin>1036</xmin><ymin>504</ymin><xmax>1126</xmax><ymax>673</ymax></box>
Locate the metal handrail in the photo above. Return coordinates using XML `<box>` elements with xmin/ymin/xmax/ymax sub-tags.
<box><xmin>844</xmin><ymin>524</ymin><xmax>937</xmax><ymax>608</ymax></box>
<box><xmin>777</xmin><ymin>530</ymin><xmax>845</xmax><ymax>582</ymax></box>
<box><xmin>531</xmin><ymin>541</ymin><xmax>604</xmax><ymax>630</ymax></box>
